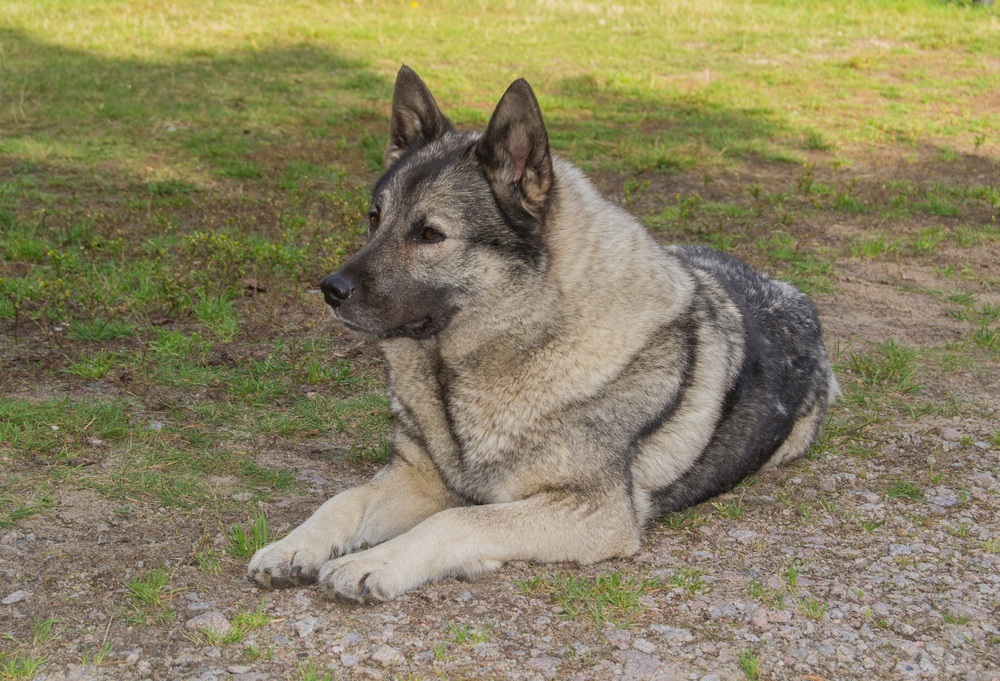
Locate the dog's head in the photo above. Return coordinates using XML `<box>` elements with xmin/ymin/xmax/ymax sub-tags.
<box><xmin>321</xmin><ymin>66</ymin><xmax>555</xmax><ymax>340</ymax></box>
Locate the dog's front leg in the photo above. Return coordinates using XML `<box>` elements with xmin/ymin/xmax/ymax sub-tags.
<box><xmin>317</xmin><ymin>488</ymin><xmax>640</xmax><ymax>602</ymax></box>
<box><xmin>247</xmin><ymin>452</ymin><xmax>454</xmax><ymax>588</ymax></box>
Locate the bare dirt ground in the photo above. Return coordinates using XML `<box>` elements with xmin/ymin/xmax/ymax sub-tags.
<box><xmin>2</xmin><ymin>151</ymin><xmax>998</xmax><ymax>681</ymax></box>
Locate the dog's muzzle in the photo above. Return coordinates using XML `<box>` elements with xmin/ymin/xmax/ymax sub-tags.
<box><xmin>320</xmin><ymin>273</ymin><xmax>355</xmax><ymax>309</ymax></box>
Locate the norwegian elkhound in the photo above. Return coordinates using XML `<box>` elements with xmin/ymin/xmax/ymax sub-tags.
<box><xmin>248</xmin><ymin>66</ymin><xmax>839</xmax><ymax>602</ymax></box>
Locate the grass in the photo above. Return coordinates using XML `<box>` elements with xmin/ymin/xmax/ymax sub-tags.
<box><xmin>446</xmin><ymin>622</ymin><xmax>493</xmax><ymax>645</ymax></box>
<box><xmin>31</xmin><ymin>619</ymin><xmax>59</xmax><ymax>647</ymax></box>
<box><xmin>0</xmin><ymin>619</ymin><xmax>61</xmax><ymax>680</ymax></box>
<box><xmin>848</xmin><ymin>234</ymin><xmax>899</xmax><ymax>259</ymax></box>
<box><xmin>125</xmin><ymin>568</ymin><xmax>176</xmax><ymax>625</ymax></box>
<box><xmin>712</xmin><ymin>499</ymin><xmax>744</xmax><ymax>519</ymax></box>
<box><xmin>738</xmin><ymin>647</ymin><xmax>761</xmax><ymax>681</ymax></box>
<box><xmin>63</xmin><ymin>350</ymin><xmax>119</xmax><ymax>380</ymax></box>
<box><xmin>785</xmin><ymin>561</ymin><xmax>801</xmax><ymax>589</ymax></box>
<box><xmin>0</xmin><ymin>493</ymin><xmax>54</xmax><ymax>529</ymax></box>
<box><xmin>226</xmin><ymin>514</ymin><xmax>271</xmax><ymax>558</ymax></box>
<box><xmin>515</xmin><ymin>571</ymin><xmax>660</xmax><ymax>626</ymax></box>
<box><xmin>860</xmin><ymin>518</ymin><xmax>887</xmax><ymax>532</ymax></box>
<box><xmin>661</xmin><ymin>508</ymin><xmax>710</xmax><ymax>530</ymax></box>
<box><xmin>666</xmin><ymin>566</ymin><xmax>710</xmax><ymax>595</ymax></box>
<box><xmin>195</xmin><ymin>599</ymin><xmax>280</xmax><ymax>646</ymax></box>
<box><xmin>80</xmin><ymin>642</ymin><xmax>112</xmax><ymax>667</ymax></box>
<box><xmin>888</xmin><ymin>480</ymin><xmax>925</xmax><ymax>501</ymax></box>
<box><xmin>196</xmin><ymin>548</ymin><xmax>223</xmax><ymax>576</ymax></box>
<box><xmin>0</xmin><ymin>652</ymin><xmax>47</xmax><ymax>680</ymax></box>
<box><xmin>298</xmin><ymin>663</ymin><xmax>334</xmax><ymax>681</ymax></box>
<box><xmin>126</xmin><ymin>568</ymin><xmax>172</xmax><ymax>608</ymax></box>
<box><xmin>846</xmin><ymin>339</ymin><xmax>921</xmax><ymax>398</ymax></box>
<box><xmin>755</xmin><ymin>232</ymin><xmax>836</xmax><ymax>295</ymax></box>
<box><xmin>799</xmin><ymin>596</ymin><xmax>829</xmax><ymax>619</ymax></box>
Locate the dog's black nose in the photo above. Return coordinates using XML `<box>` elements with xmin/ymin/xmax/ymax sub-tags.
<box><xmin>320</xmin><ymin>273</ymin><xmax>355</xmax><ymax>307</ymax></box>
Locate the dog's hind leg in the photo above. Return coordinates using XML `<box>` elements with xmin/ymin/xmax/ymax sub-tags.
<box><xmin>247</xmin><ymin>446</ymin><xmax>456</xmax><ymax>589</ymax></box>
<box><xmin>315</xmin><ymin>487</ymin><xmax>640</xmax><ymax>603</ymax></box>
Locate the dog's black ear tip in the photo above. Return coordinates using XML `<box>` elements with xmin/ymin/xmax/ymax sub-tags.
<box><xmin>506</xmin><ymin>78</ymin><xmax>536</xmax><ymax>99</ymax></box>
<box><xmin>395</xmin><ymin>65</ymin><xmax>422</xmax><ymax>89</ymax></box>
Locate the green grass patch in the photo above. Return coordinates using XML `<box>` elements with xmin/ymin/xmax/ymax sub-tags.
<box><xmin>888</xmin><ymin>480</ymin><xmax>924</xmax><ymax>501</ymax></box>
<box><xmin>667</xmin><ymin>566</ymin><xmax>710</xmax><ymax>595</ymax></box>
<box><xmin>0</xmin><ymin>493</ymin><xmax>54</xmax><ymax>529</ymax></box>
<box><xmin>31</xmin><ymin>619</ymin><xmax>59</xmax><ymax>647</ymax></box>
<box><xmin>785</xmin><ymin>560</ymin><xmax>801</xmax><ymax>589</ymax></box>
<box><xmin>0</xmin><ymin>397</ymin><xmax>131</xmax><ymax>457</ymax></box>
<box><xmin>0</xmin><ymin>394</ymin><xmax>305</xmax><ymax>512</ymax></box>
<box><xmin>126</xmin><ymin>568</ymin><xmax>172</xmax><ymax>609</ymax></box>
<box><xmin>798</xmin><ymin>596</ymin><xmax>829</xmax><ymax>619</ymax></box>
<box><xmin>192</xmin><ymin>291</ymin><xmax>239</xmax><ymax>341</ymax></box>
<box><xmin>226</xmin><ymin>514</ymin><xmax>270</xmax><ymax>558</ymax></box>
<box><xmin>911</xmin><ymin>226</ymin><xmax>945</xmax><ymax>255</ymax></box>
<box><xmin>661</xmin><ymin>508</ymin><xmax>710</xmax><ymax>530</ymax></box>
<box><xmin>447</xmin><ymin>621</ymin><xmax>494</xmax><ymax>645</ymax></box>
<box><xmin>67</xmin><ymin>318</ymin><xmax>136</xmax><ymax>342</ymax></box>
<box><xmin>711</xmin><ymin>499</ymin><xmax>744</xmax><ymax>519</ymax></box>
<box><xmin>0</xmin><ymin>652</ymin><xmax>47</xmax><ymax>680</ymax></box>
<box><xmin>330</xmin><ymin>394</ymin><xmax>394</xmax><ymax>464</ymax></box>
<box><xmin>848</xmin><ymin>233</ymin><xmax>899</xmax><ymax>259</ymax></box>
<box><xmin>63</xmin><ymin>350</ymin><xmax>119</xmax><ymax>380</ymax></box>
<box><xmin>846</xmin><ymin>339</ymin><xmax>921</xmax><ymax>396</ymax></box>
<box><xmin>125</xmin><ymin>567</ymin><xmax>176</xmax><ymax>625</ymax></box>
<box><xmin>197</xmin><ymin>598</ymin><xmax>279</xmax><ymax>646</ymax></box>
<box><xmin>860</xmin><ymin>518</ymin><xmax>886</xmax><ymax>533</ymax></box>
<box><xmin>196</xmin><ymin>548</ymin><xmax>223</xmax><ymax>576</ymax></box>
<box><xmin>298</xmin><ymin>662</ymin><xmax>334</xmax><ymax>681</ymax></box>
<box><xmin>738</xmin><ymin>647</ymin><xmax>761</xmax><ymax>681</ymax></box>
<box><xmin>515</xmin><ymin>571</ymin><xmax>659</xmax><ymax>626</ymax></box>
<box><xmin>755</xmin><ymin>232</ymin><xmax>836</xmax><ymax>294</ymax></box>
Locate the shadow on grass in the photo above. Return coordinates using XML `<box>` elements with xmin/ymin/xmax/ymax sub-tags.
<box><xmin>548</xmin><ymin>74</ymin><xmax>797</xmax><ymax>173</ymax></box>
<box><xmin>0</xmin><ymin>27</ymin><xmax>390</xmax><ymax>183</ymax></box>
<box><xmin>0</xmin><ymin>27</ymin><xmax>812</xmax><ymax>189</ymax></box>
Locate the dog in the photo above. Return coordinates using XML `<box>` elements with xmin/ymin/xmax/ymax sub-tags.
<box><xmin>247</xmin><ymin>66</ymin><xmax>839</xmax><ymax>602</ymax></box>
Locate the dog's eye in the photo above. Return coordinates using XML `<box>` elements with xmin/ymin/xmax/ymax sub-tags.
<box><xmin>369</xmin><ymin>211</ymin><xmax>380</xmax><ymax>232</ymax></box>
<box><xmin>419</xmin><ymin>227</ymin><xmax>444</xmax><ymax>243</ymax></box>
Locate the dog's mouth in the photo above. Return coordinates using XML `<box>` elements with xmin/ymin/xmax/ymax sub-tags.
<box><xmin>391</xmin><ymin>316</ymin><xmax>442</xmax><ymax>339</ymax></box>
<box><xmin>402</xmin><ymin>317</ymin><xmax>432</xmax><ymax>333</ymax></box>
<box><xmin>336</xmin><ymin>313</ymin><xmax>444</xmax><ymax>341</ymax></box>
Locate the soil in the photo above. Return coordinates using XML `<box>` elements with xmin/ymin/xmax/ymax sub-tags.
<box><xmin>1</xmin><ymin>150</ymin><xmax>998</xmax><ymax>681</ymax></box>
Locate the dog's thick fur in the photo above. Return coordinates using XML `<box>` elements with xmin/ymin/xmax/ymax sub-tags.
<box><xmin>248</xmin><ymin>67</ymin><xmax>839</xmax><ymax>602</ymax></box>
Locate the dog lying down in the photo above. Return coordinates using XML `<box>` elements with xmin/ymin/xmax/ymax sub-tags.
<box><xmin>247</xmin><ymin>66</ymin><xmax>838</xmax><ymax>603</ymax></box>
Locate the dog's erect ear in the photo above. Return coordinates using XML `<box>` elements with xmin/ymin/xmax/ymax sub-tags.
<box><xmin>476</xmin><ymin>79</ymin><xmax>553</xmax><ymax>219</ymax></box>
<box><xmin>385</xmin><ymin>66</ymin><xmax>453</xmax><ymax>169</ymax></box>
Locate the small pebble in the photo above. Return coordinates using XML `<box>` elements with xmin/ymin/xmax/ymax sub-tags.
<box><xmin>184</xmin><ymin>611</ymin><xmax>232</xmax><ymax>636</ymax></box>
<box><xmin>371</xmin><ymin>644</ymin><xmax>405</xmax><ymax>666</ymax></box>
<box><xmin>1</xmin><ymin>590</ymin><xmax>31</xmax><ymax>605</ymax></box>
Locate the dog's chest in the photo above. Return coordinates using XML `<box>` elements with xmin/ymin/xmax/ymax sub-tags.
<box><xmin>383</xmin><ymin>345</ymin><xmax>547</xmax><ymax>501</ymax></box>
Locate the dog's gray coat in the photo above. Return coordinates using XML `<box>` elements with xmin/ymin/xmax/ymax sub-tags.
<box><xmin>248</xmin><ymin>66</ymin><xmax>839</xmax><ymax>602</ymax></box>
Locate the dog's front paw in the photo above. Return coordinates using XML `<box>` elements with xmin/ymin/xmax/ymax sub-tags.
<box><xmin>316</xmin><ymin>549</ymin><xmax>412</xmax><ymax>603</ymax></box>
<box><xmin>247</xmin><ymin>527</ymin><xmax>345</xmax><ymax>589</ymax></box>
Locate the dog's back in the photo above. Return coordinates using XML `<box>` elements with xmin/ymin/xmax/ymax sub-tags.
<box><xmin>535</xmin><ymin>160</ymin><xmax>837</xmax><ymax>521</ymax></box>
<box><xmin>644</xmin><ymin>245</ymin><xmax>836</xmax><ymax>512</ymax></box>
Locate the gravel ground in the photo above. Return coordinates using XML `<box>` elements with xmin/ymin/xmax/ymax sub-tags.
<box><xmin>3</xmin><ymin>401</ymin><xmax>998</xmax><ymax>680</ymax></box>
